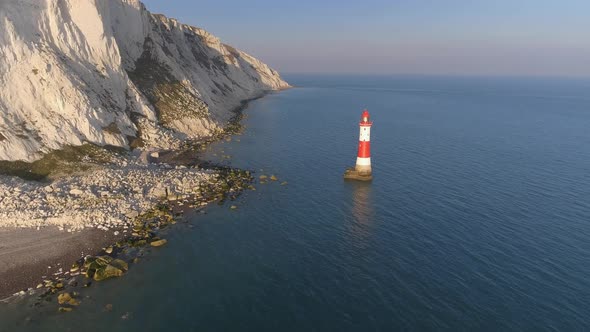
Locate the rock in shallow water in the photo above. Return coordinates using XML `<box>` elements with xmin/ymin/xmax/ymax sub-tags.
<box><xmin>93</xmin><ymin>264</ymin><xmax>124</xmax><ymax>281</ymax></box>
<box><xmin>84</xmin><ymin>256</ymin><xmax>129</xmax><ymax>281</ymax></box>
<box><xmin>57</xmin><ymin>293</ymin><xmax>72</xmax><ymax>305</ymax></box>
<box><xmin>150</xmin><ymin>239</ymin><xmax>168</xmax><ymax>247</ymax></box>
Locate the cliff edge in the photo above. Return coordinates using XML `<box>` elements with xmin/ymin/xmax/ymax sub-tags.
<box><xmin>0</xmin><ymin>0</ymin><xmax>289</xmax><ymax>162</ymax></box>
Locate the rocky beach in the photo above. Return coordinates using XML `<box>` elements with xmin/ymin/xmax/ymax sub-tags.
<box><xmin>0</xmin><ymin>162</ymin><xmax>213</xmax><ymax>231</ymax></box>
<box><xmin>0</xmin><ymin>140</ymin><xmax>260</xmax><ymax>298</ymax></box>
<box><xmin>0</xmin><ymin>140</ymin><xmax>257</xmax><ymax>300</ymax></box>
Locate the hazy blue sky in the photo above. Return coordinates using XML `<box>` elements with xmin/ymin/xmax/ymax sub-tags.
<box><xmin>142</xmin><ymin>0</ymin><xmax>590</xmax><ymax>77</ymax></box>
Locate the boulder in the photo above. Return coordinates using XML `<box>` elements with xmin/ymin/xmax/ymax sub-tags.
<box><xmin>68</xmin><ymin>297</ymin><xmax>81</xmax><ymax>306</ymax></box>
<box><xmin>126</xmin><ymin>210</ymin><xmax>140</xmax><ymax>219</ymax></box>
<box><xmin>69</xmin><ymin>189</ymin><xmax>84</xmax><ymax>196</ymax></box>
<box><xmin>150</xmin><ymin>239</ymin><xmax>168</xmax><ymax>247</ymax></box>
<box><xmin>84</xmin><ymin>256</ymin><xmax>128</xmax><ymax>281</ymax></box>
<box><xmin>57</xmin><ymin>293</ymin><xmax>72</xmax><ymax>305</ymax></box>
<box><xmin>94</xmin><ymin>264</ymin><xmax>123</xmax><ymax>281</ymax></box>
<box><xmin>109</xmin><ymin>259</ymin><xmax>129</xmax><ymax>272</ymax></box>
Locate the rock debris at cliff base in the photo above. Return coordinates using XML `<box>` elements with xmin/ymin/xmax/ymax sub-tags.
<box><xmin>0</xmin><ymin>164</ymin><xmax>215</xmax><ymax>231</ymax></box>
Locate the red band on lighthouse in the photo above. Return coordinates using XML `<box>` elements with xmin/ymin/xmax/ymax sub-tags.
<box><xmin>355</xmin><ymin>110</ymin><xmax>372</xmax><ymax>174</ymax></box>
<box><xmin>358</xmin><ymin>141</ymin><xmax>370</xmax><ymax>158</ymax></box>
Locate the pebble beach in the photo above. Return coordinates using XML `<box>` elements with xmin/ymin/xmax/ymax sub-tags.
<box><xmin>0</xmin><ymin>146</ymin><xmax>252</xmax><ymax>300</ymax></box>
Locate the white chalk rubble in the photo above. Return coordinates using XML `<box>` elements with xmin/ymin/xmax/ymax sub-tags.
<box><xmin>0</xmin><ymin>164</ymin><xmax>215</xmax><ymax>232</ymax></box>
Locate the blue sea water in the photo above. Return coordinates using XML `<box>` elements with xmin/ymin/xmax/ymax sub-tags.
<box><xmin>2</xmin><ymin>74</ymin><xmax>590</xmax><ymax>331</ymax></box>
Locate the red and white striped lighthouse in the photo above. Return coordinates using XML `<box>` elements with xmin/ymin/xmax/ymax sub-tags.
<box><xmin>344</xmin><ymin>109</ymin><xmax>373</xmax><ymax>181</ymax></box>
<box><xmin>355</xmin><ymin>109</ymin><xmax>372</xmax><ymax>174</ymax></box>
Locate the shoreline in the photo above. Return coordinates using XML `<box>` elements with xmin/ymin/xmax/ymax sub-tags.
<box><xmin>0</xmin><ymin>156</ymin><xmax>253</xmax><ymax>303</ymax></box>
<box><xmin>0</xmin><ymin>92</ymin><xmax>273</xmax><ymax>302</ymax></box>
<box><xmin>0</xmin><ymin>228</ymin><xmax>125</xmax><ymax>300</ymax></box>
<box><xmin>0</xmin><ymin>163</ymin><xmax>217</xmax><ymax>301</ymax></box>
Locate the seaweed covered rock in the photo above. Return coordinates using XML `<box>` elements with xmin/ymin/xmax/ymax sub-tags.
<box><xmin>84</xmin><ymin>256</ymin><xmax>129</xmax><ymax>281</ymax></box>
<box><xmin>57</xmin><ymin>293</ymin><xmax>72</xmax><ymax>305</ymax></box>
<box><xmin>150</xmin><ymin>239</ymin><xmax>168</xmax><ymax>247</ymax></box>
<box><xmin>57</xmin><ymin>292</ymin><xmax>81</xmax><ymax>309</ymax></box>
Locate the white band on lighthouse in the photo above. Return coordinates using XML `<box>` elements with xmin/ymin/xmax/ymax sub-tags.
<box><xmin>356</xmin><ymin>157</ymin><xmax>371</xmax><ymax>166</ymax></box>
<box><xmin>355</xmin><ymin>157</ymin><xmax>371</xmax><ymax>173</ymax></box>
<box><xmin>359</xmin><ymin>126</ymin><xmax>371</xmax><ymax>141</ymax></box>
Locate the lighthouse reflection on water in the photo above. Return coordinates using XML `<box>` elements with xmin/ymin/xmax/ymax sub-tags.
<box><xmin>346</xmin><ymin>182</ymin><xmax>375</xmax><ymax>249</ymax></box>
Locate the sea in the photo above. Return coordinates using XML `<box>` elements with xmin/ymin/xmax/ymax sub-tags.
<box><xmin>1</xmin><ymin>74</ymin><xmax>590</xmax><ymax>331</ymax></box>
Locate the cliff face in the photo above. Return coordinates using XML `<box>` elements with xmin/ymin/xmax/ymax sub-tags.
<box><xmin>0</xmin><ymin>0</ymin><xmax>289</xmax><ymax>161</ymax></box>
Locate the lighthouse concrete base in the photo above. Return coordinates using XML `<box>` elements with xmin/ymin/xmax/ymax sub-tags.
<box><xmin>343</xmin><ymin>167</ymin><xmax>373</xmax><ymax>181</ymax></box>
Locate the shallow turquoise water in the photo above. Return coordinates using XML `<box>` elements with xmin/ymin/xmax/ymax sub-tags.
<box><xmin>2</xmin><ymin>75</ymin><xmax>590</xmax><ymax>331</ymax></box>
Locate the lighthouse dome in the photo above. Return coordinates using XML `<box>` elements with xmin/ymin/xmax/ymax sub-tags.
<box><xmin>361</xmin><ymin>110</ymin><xmax>371</xmax><ymax>124</ymax></box>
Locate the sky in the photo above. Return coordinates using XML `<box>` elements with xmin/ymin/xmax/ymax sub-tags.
<box><xmin>142</xmin><ymin>0</ymin><xmax>590</xmax><ymax>77</ymax></box>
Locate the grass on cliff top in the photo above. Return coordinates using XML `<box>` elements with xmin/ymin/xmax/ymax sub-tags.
<box><xmin>0</xmin><ymin>144</ymin><xmax>126</xmax><ymax>181</ymax></box>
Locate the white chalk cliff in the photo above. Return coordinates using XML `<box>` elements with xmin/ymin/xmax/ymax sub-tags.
<box><xmin>0</xmin><ymin>0</ymin><xmax>289</xmax><ymax>161</ymax></box>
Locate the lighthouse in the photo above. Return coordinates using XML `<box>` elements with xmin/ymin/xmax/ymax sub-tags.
<box><xmin>344</xmin><ymin>109</ymin><xmax>373</xmax><ymax>181</ymax></box>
